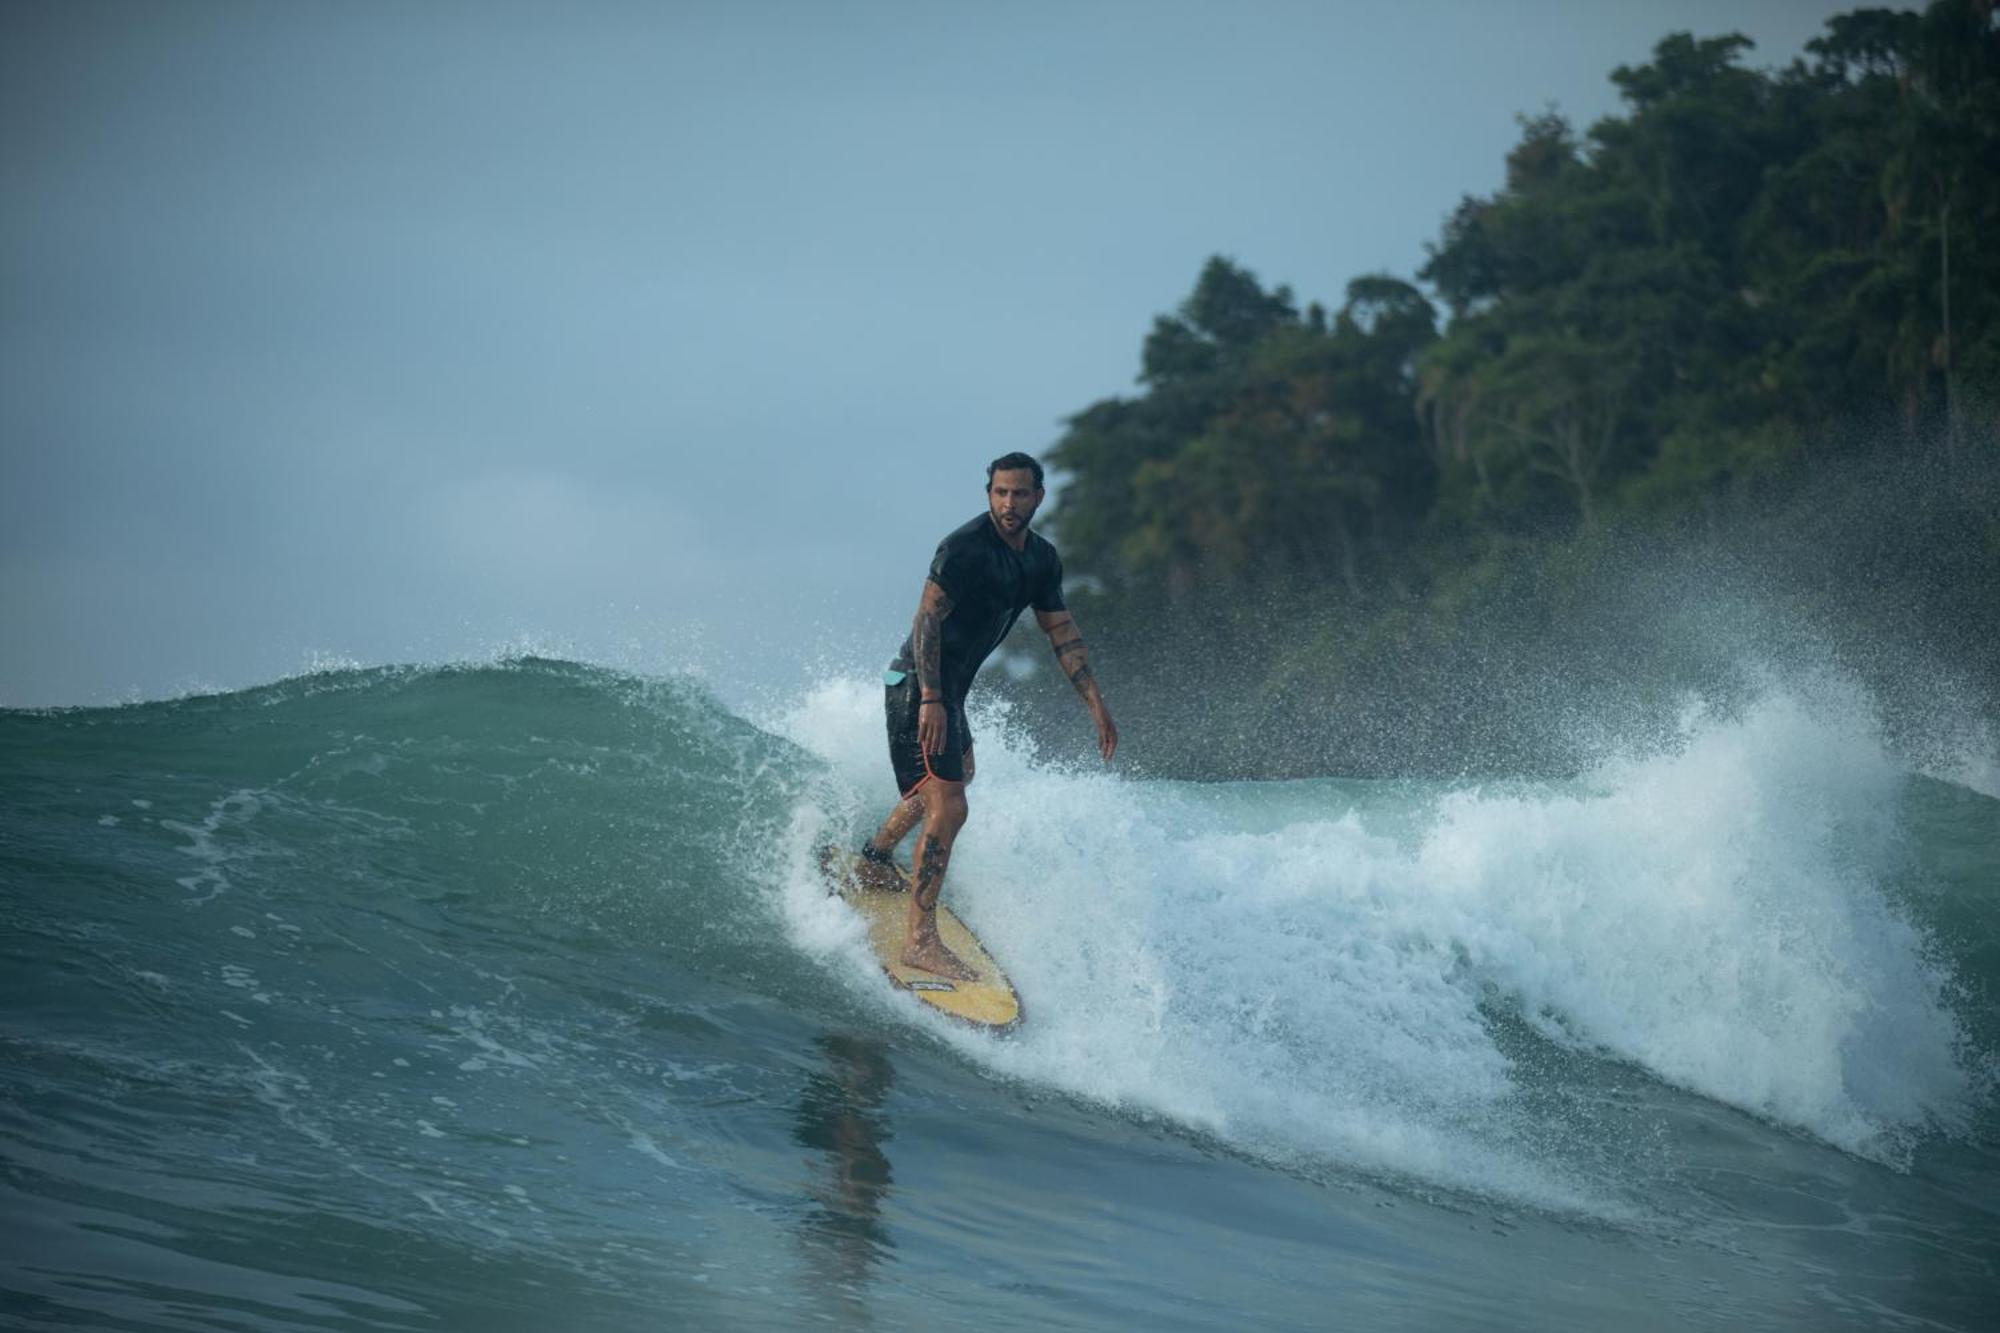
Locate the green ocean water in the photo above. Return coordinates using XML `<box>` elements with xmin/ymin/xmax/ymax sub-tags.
<box><xmin>2</xmin><ymin>658</ymin><xmax>1996</xmax><ymax>1330</ymax></box>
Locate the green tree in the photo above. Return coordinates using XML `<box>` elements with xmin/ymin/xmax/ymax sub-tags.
<box><xmin>1008</xmin><ymin>1</ymin><xmax>2000</xmax><ymax>780</ymax></box>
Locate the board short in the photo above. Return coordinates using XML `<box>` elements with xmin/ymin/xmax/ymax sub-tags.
<box><xmin>884</xmin><ymin>669</ymin><xmax>972</xmax><ymax>797</ymax></box>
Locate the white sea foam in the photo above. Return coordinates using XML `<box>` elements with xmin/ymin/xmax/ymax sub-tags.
<box><xmin>775</xmin><ymin>672</ymin><xmax>1976</xmax><ymax>1209</ymax></box>
<box><xmin>162</xmin><ymin>789</ymin><xmax>268</xmax><ymax>906</ymax></box>
<box><xmin>1423</xmin><ymin>685</ymin><xmax>1973</xmax><ymax>1159</ymax></box>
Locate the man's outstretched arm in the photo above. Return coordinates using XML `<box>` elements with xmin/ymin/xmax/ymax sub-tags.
<box><xmin>1035</xmin><ymin>609</ymin><xmax>1117</xmax><ymax>761</ymax></box>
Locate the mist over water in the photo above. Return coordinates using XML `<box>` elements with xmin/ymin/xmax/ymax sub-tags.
<box><xmin>1015</xmin><ymin>434</ymin><xmax>2000</xmax><ymax>794</ymax></box>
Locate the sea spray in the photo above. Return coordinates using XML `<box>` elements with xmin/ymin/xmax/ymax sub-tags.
<box><xmin>777</xmin><ymin>677</ymin><xmax>1607</xmax><ymax>1210</ymax></box>
<box><xmin>1415</xmin><ymin>683</ymin><xmax>1973</xmax><ymax>1164</ymax></box>
<box><xmin>777</xmin><ymin>667</ymin><xmax>1981</xmax><ymax>1212</ymax></box>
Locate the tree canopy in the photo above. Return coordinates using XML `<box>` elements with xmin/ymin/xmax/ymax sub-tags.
<box><xmin>1010</xmin><ymin>0</ymin><xmax>2000</xmax><ymax>780</ymax></box>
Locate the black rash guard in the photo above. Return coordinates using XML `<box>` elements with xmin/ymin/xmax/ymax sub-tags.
<box><xmin>890</xmin><ymin>512</ymin><xmax>1066</xmax><ymax>706</ymax></box>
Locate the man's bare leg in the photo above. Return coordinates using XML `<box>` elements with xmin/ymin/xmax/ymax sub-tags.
<box><xmin>865</xmin><ymin>795</ymin><xmax>922</xmax><ymax>854</ymax></box>
<box><xmin>902</xmin><ymin>779</ymin><xmax>975</xmax><ymax>979</ymax></box>
<box><xmin>861</xmin><ymin>747</ymin><xmax>971</xmax><ymax>891</ymax></box>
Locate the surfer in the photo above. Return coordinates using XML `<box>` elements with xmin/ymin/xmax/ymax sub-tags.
<box><xmin>859</xmin><ymin>452</ymin><xmax>1118</xmax><ymax>979</ymax></box>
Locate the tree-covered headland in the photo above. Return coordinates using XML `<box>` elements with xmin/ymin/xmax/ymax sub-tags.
<box><xmin>1003</xmin><ymin>2</ymin><xmax>2000</xmax><ymax>779</ymax></box>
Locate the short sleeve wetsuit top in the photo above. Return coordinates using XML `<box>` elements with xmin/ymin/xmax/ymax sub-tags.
<box><xmin>884</xmin><ymin>512</ymin><xmax>1065</xmax><ymax>795</ymax></box>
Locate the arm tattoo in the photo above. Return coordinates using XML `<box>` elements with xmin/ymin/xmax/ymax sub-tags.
<box><xmin>914</xmin><ymin>834</ymin><xmax>951</xmax><ymax>910</ymax></box>
<box><xmin>915</xmin><ymin>610</ymin><xmax>943</xmax><ymax>696</ymax></box>
<box><xmin>911</xmin><ymin>585</ymin><xmax>952</xmax><ymax>697</ymax></box>
<box><xmin>1047</xmin><ymin>616</ymin><xmax>1098</xmax><ymax>701</ymax></box>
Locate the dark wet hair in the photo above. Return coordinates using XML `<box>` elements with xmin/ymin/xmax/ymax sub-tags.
<box><xmin>986</xmin><ymin>451</ymin><xmax>1044</xmax><ymax>489</ymax></box>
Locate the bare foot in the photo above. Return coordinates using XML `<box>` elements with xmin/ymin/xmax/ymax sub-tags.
<box><xmin>901</xmin><ymin>936</ymin><xmax>977</xmax><ymax>981</ymax></box>
<box><xmin>853</xmin><ymin>854</ymin><xmax>906</xmax><ymax>893</ymax></box>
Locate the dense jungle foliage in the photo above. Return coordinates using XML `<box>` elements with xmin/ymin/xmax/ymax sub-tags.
<box><xmin>1000</xmin><ymin>2</ymin><xmax>2000</xmax><ymax>779</ymax></box>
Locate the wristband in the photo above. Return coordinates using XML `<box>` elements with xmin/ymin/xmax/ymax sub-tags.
<box><xmin>920</xmin><ymin>696</ymin><xmax>943</xmax><ymax>705</ymax></box>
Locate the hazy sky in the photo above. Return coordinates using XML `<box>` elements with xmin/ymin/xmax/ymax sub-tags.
<box><xmin>2</xmin><ymin>0</ymin><xmax>1856</xmax><ymax>707</ymax></box>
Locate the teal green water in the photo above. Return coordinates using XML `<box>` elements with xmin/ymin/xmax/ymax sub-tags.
<box><xmin>3</xmin><ymin>659</ymin><xmax>1996</xmax><ymax>1330</ymax></box>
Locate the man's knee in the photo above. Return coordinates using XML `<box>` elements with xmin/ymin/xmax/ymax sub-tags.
<box><xmin>923</xmin><ymin>783</ymin><xmax>968</xmax><ymax>833</ymax></box>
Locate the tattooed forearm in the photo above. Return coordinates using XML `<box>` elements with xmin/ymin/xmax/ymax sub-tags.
<box><xmin>910</xmin><ymin>584</ymin><xmax>952</xmax><ymax>697</ymax></box>
<box><xmin>914</xmin><ymin>610</ymin><xmax>943</xmax><ymax>694</ymax></box>
<box><xmin>914</xmin><ymin>834</ymin><xmax>950</xmax><ymax>909</ymax></box>
<box><xmin>1043</xmin><ymin>615</ymin><xmax>1101</xmax><ymax>703</ymax></box>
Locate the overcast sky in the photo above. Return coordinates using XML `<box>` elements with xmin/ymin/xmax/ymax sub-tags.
<box><xmin>2</xmin><ymin>0</ymin><xmax>1855</xmax><ymax>708</ymax></box>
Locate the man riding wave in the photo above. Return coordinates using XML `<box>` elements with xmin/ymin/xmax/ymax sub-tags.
<box><xmin>860</xmin><ymin>452</ymin><xmax>1118</xmax><ymax>978</ymax></box>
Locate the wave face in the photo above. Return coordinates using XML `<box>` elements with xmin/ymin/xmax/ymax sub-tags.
<box><xmin>4</xmin><ymin>658</ymin><xmax>1998</xmax><ymax>1331</ymax></box>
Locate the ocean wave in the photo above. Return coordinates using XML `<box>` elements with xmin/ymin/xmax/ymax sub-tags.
<box><xmin>5</xmin><ymin>656</ymin><xmax>1992</xmax><ymax>1225</ymax></box>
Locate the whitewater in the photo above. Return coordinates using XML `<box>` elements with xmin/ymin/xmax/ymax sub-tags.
<box><xmin>3</xmin><ymin>657</ymin><xmax>1996</xmax><ymax>1330</ymax></box>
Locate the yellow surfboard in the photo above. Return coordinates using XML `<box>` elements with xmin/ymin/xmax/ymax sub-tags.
<box><xmin>818</xmin><ymin>847</ymin><xmax>1022</xmax><ymax>1032</ymax></box>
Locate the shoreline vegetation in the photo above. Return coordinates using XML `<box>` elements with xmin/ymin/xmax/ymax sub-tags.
<box><xmin>1000</xmin><ymin>2</ymin><xmax>2000</xmax><ymax>780</ymax></box>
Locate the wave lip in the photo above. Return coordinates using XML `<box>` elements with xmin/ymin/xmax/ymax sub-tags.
<box><xmin>1416</xmin><ymin>688</ymin><xmax>1976</xmax><ymax>1164</ymax></box>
